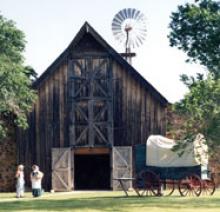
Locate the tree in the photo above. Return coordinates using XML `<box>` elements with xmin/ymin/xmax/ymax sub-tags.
<box><xmin>168</xmin><ymin>0</ymin><xmax>220</xmax><ymax>78</ymax></box>
<box><xmin>173</xmin><ymin>75</ymin><xmax>220</xmax><ymax>149</ymax></box>
<box><xmin>0</xmin><ymin>14</ymin><xmax>37</xmax><ymax>139</ymax></box>
<box><xmin>168</xmin><ymin>0</ymin><xmax>220</xmax><ymax>151</ymax></box>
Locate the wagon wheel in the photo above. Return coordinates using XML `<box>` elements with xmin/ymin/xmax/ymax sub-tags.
<box><xmin>133</xmin><ymin>172</ymin><xmax>146</xmax><ymax>197</ymax></box>
<box><xmin>202</xmin><ymin>179</ymin><xmax>215</xmax><ymax>195</ymax></box>
<box><xmin>178</xmin><ymin>174</ymin><xmax>202</xmax><ymax>197</ymax></box>
<box><xmin>162</xmin><ymin>180</ymin><xmax>175</xmax><ymax>196</ymax></box>
<box><xmin>139</xmin><ymin>170</ymin><xmax>161</xmax><ymax>196</ymax></box>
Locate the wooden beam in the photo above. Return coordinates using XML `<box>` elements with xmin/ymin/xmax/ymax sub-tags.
<box><xmin>68</xmin><ymin>60</ymin><xmax>76</xmax><ymax>146</ymax></box>
<box><xmin>74</xmin><ymin>147</ymin><xmax>110</xmax><ymax>155</ymax></box>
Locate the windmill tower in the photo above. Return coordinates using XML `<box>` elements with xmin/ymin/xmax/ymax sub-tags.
<box><xmin>112</xmin><ymin>8</ymin><xmax>147</xmax><ymax>64</ymax></box>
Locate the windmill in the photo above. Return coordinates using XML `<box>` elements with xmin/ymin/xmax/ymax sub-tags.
<box><xmin>112</xmin><ymin>8</ymin><xmax>147</xmax><ymax>64</ymax></box>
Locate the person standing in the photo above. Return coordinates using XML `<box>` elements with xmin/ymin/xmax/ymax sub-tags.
<box><xmin>15</xmin><ymin>164</ymin><xmax>25</xmax><ymax>198</ymax></box>
<box><xmin>30</xmin><ymin>165</ymin><xmax>44</xmax><ymax>197</ymax></box>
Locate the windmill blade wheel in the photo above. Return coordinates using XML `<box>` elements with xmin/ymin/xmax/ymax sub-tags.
<box><xmin>112</xmin><ymin>8</ymin><xmax>147</xmax><ymax>51</ymax></box>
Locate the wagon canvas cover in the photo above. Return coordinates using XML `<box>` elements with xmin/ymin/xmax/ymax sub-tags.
<box><xmin>146</xmin><ymin>134</ymin><xmax>208</xmax><ymax>167</ymax></box>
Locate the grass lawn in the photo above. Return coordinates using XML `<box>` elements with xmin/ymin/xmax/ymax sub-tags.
<box><xmin>0</xmin><ymin>190</ymin><xmax>220</xmax><ymax>212</ymax></box>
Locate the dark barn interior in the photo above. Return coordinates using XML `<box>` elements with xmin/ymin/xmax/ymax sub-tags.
<box><xmin>74</xmin><ymin>154</ymin><xmax>111</xmax><ymax>190</ymax></box>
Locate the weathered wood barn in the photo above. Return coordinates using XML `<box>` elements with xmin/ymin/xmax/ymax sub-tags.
<box><xmin>17</xmin><ymin>22</ymin><xmax>168</xmax><ymax>191</ymax></box>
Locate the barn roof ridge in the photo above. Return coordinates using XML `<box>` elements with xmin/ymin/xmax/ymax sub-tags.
<box><xmin>33</xmin><ymin>21</ymin><xmax>168</xmax><ymax>105</ymax></box>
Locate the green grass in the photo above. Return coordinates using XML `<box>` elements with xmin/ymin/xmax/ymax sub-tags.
<box><xmin>1</xmin><ymin>190</ymin><xmax>220</xmax><ymax>212</ymax></box>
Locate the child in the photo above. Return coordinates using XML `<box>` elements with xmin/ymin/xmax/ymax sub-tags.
<box><xmin>15</xmin><ymin>164</ymin><xmax>25</xmax><ymax>198</ymax></box>
<box><xmin>30</xmin><ymin>165</ymin><xmax>44</xmax><ymax>197</ymax></box>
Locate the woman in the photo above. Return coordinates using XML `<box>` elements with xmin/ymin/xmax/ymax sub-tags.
<box><xmin>30</xmin><ymin>165</ymin><xmax>44</xmax><ymax>197</ymax></box>
<box><xmin>15</xmin><ymin>164</ymin><xmax>25</xmax><ymax>198</ymax></box>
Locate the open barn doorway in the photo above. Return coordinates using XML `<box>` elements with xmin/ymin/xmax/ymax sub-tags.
<box><xmin>74</xmin><ymin>148</ymin><xmax>111</xmax><ymax>190</ymax></box>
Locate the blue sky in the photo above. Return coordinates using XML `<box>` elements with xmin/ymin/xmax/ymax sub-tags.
<box><xmin>1</xmin><ymin>0</ymin><xmax>204</xmax><ymax>102</ymax></box>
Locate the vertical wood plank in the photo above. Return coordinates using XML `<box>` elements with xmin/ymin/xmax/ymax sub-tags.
<box><xmin>140</xmin><ymin>86</ymin><xmax>146</xmax><ymax>144</ymax></box>
<box><xmin>126</xmin><ymin>74</ymin><xmax>131</xmax><ymax>146</ymax></box>
<box><xmin>63</xmin><ymin>64</ymin><xmax>69</xmax><ymax>147</ymax></box>
<box><xmin>35</xmin><ymin>90</ymin><xmax>40</xmax><ymax>165</ymax></box>
<box><xmin>120</xmin><ymin>65</ymin><xmax>125</xmax><ymax>146</ymax></box>
<box><xmin>68</xmin><ymin>60</ymin><xmax>76</xmax><ymax>146</ymax></box>
<box><xmin>59</xmin><ymin>67</ymin><xmax>64</xmax><ymax>147</ymax></box>
<box><xmin>44</xmin><ymin>82</ymin><xmax>50</xmax><ymax>189</ymax></box>
<box><xmin>107</xmin><ymin>58</ymin><xmax>113</xmax><ymax>146</ymax></box>
<box><xmin>131</xmin><ymin>79</ymin><xmax>136</xmax><ymax>146</ymax></box>
<box><xmin>53</xmin><ymin>75</ymin><xmax>60</xmax><ymax>147</ymax></box>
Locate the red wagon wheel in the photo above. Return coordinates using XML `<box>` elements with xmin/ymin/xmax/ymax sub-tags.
<box><xmin>178</xmin><ymin>174</ymin><xmax>202</xmax><ymax>197</ymax></box>
<box><xmin>202</xmin><ymin>179</ymin><xmax>215</xmax><ymax>195</ymax></box>
<box><xmin>139</xmin><ymin>170</ymin><xmax>161</xmax><ymax>196</ymax></box>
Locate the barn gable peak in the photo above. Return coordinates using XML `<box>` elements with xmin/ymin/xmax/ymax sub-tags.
<box><xmin>33</xmin><ymin>22</ymin><xmax>168</xmax><ymax>105</ymax></box>
<box><xmin>68</xmin><ymin>22</ymin><xmax>113</xmax><ymax>55</ymax></box>
<box><xmin>71</xmin><ymin>28</ymin><xmax>107</xmax><ymax>54</ymax></box>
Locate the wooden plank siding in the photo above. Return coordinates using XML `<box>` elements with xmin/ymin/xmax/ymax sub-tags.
<box><xmin>112</xmin><ymin>61</ymin><xmax>166</xmax><ymax>146</ymax></box>
<box><xmin>16</xmin><ymin>63</ymin><xmax>69</xmax><ymax>190</ymax></box>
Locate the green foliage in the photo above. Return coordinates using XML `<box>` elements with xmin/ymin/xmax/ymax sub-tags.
<box><xmin>169</xmin><ymin>0</ymin><xmax>220</xmax><ymax>151</ymax></box>
<box><xmin>0</xmin><ymin>14</ymin><xmax>37</xmax><ymax>139</ymax></box>
<box><xmin>24</xmin><ymin>65</ymin><xmax>38</xmax><ymax>82</ymax></box>
<box><xmin>168</xmin><ymin>0</ymin><xmax>220</xmax><ymax>78</ymax></box>
<box><xmin>174</xmin><ymin>75</ymin><xmax>220</xmax><ymax>150</ymax></box>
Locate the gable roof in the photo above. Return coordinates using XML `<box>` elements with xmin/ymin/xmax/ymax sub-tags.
<box><xmin>33</xmin><ymin>22</ymin><xmax>168</xmax><ymax>106</ymax></box>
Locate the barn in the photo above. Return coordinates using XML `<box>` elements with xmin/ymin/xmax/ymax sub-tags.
<box><xmin>16</xmin><ymin>22</ymin><xmax>168</xmax><ymax>191</ymax></box>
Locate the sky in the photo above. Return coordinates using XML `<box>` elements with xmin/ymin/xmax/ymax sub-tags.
<box><xmin>1</xmin><ymin>0</ymin><xmax>205</xmax><ymax>103</ymax></box>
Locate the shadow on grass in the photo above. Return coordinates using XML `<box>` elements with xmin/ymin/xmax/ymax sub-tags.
<box><xmin>0</xmin><ymin>195</ymin><xmax>220</xmax><ymax>211</ymax></box>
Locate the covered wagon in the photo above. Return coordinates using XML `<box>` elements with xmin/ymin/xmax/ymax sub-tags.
<box><xmin>134</xmin><ymin>134</ymin><xmax>215</xmax><ymax>196</ymax></box>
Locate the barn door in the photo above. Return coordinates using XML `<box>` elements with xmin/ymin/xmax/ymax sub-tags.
<box><xmin>68</xmin><ymin>56</ymin><xmax>113</xmax><ymax>147</ymax></box>
<box><xmin>112</xmin><ymin>146</ymin><xmax>132</xmax><ymax>190</ymax></box>
<box><xmin>52</xmin><ymin>148</ymin><xmax>73</xmax><ymax>191</ymax></box>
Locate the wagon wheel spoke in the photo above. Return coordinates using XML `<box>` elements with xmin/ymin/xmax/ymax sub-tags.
<box><xmin>141</xmin><ymin>190</ymin><xmax>146</xmax><ymax>196</ymax></box>
<box><xmin>144</xmin><ymin>182</ymin><xmax>154</xmax><ymax>196</ymax></box>
<box><xmin>179</xmin><ymin>174</ymin><xmax>201</xmax><ymax>197</ymax></box>
<box><xmin>162</xmin><ymin>180</ymin><xmax>175</xmax><ymax>196</ymax></box>
<box><xmin>148</xmin><ymin>186</ymin><xmax>156</xmax><ymax>196</ymax></box>
<box><xmin>145</xmin><ymin>189</ymin><xmax>149</xmax><ymax>196</ymax></box>
<box><xmin>141</xmin><ymin>170</ymin><xmax>161</xmax><ymax>196</ymax></box>
<box><xmin>203</xmin><ymin>179</ymin><xmax>215</xmax><ymax>196</ymax></box>
<box><xmin>136</xmin><ymin>187</ymin><xmax>147</xmax><ymax>197</ymax></box>
<box><xmin>189</xmin><ymin>175</ymin><xmax>202</xmax><ymax>197</ymax></box>
<box><xmin>152</xmin><ymin>182</ymin><xmax>161</xmax><ymax>196</ymax></box>
<box><xmin>133</xmin><ymin>172</ymin><xmax>147</xmax><ymax>197</ymax></box>
<box><xmin>178</xmin><ymin>180</ymin><xmax>189</xmax><ymax>197</ymax></box>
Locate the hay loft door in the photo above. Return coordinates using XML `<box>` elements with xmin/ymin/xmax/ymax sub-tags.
<box><xmin>68</xmin><ymin>56</ymin><xmax>113</xmax><ymax>147</ymax></box>
<box><xmin>52</xmin><ymin>148</ymin><xmax>73</xmax><ymax>191</ymax></box>
<box><xmin>112</xmin><ymin>146</ymin><xmax>132</xmax><ymax>190</ymax></box>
